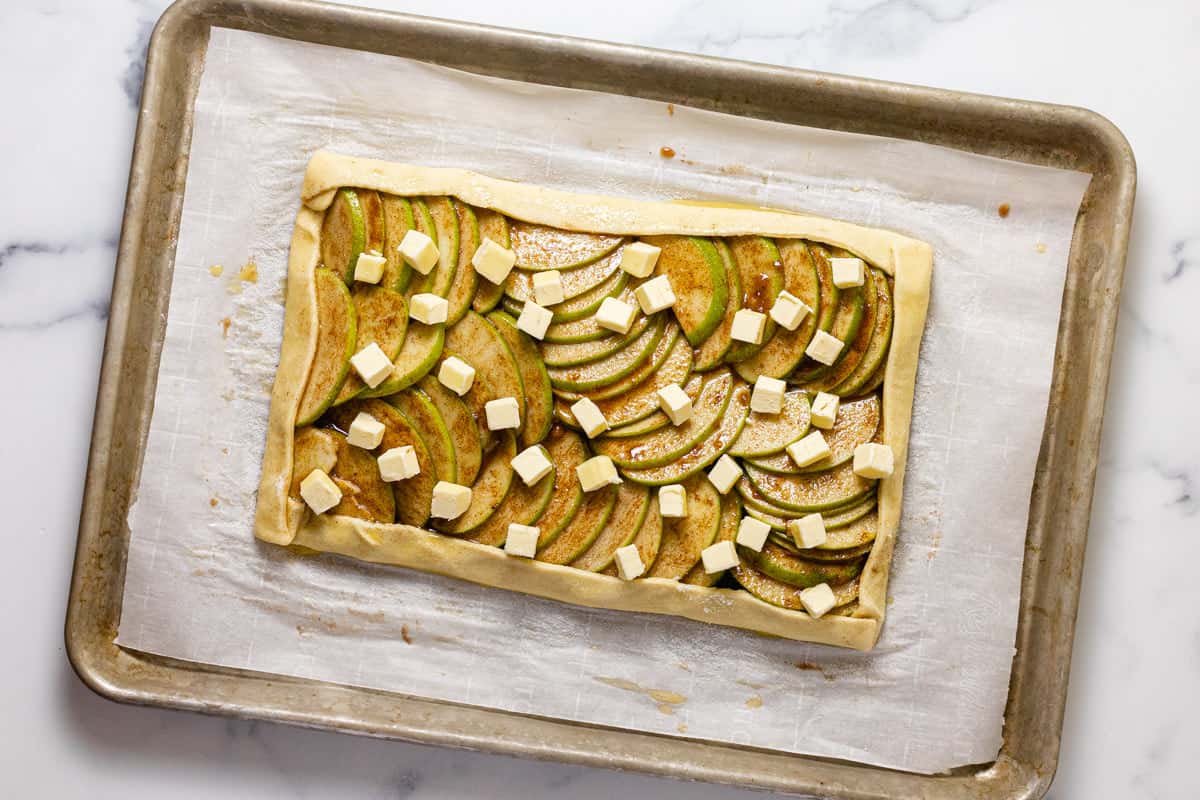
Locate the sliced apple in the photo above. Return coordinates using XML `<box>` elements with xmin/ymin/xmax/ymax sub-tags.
<box><xmin>534</xmin><ymin>269</ymin><xmax>629</xmax><ymax>322</ymax></box>
<box><xmin>743</xmin><ymin>542</ymin><xmax>865</xmax><ymax>589</ymax></box>
<box><xmin>320</xmin><ymin>188</ymin><xmax>384</xmax><ymax>283</ymax></box>
<box><xmin>295</xmin><ymin>268</ymin><xmax>356</xmax><ymax>426</ymax></box>
<box><xmin>388</xmin><ymin>386</ymin><xmax>457</xmax><ymax>484</ymax></box>
<box><xmin>504</xmin><ymin>247</ymin><xmax>623</xmax><ymax>303</ymax></box>
<box><xmin>572</xmin><ymin>336</ymin><xmax>694</xmax><ymax>429</ymax></box>
<box><xmin>445</xmin><ymin>310</ymin><xmax>526</xmax><ymax>448</ymax></box>
<box><xmin>727</xmin><ymin>389</ymin><xmax>811</xmax><ymax>458</ymax></box>
<box><xmin>434</xmin><ymin>432</ymin><xmax>517</xmax><ymax>534</ymax></box>
<box><xmin>733</xmin><ymin>239</ymin><xmax>821</xmax><ymax>382</ymax></box>
<box><xmin>641</xmin><ymin>235</ymin><xmax>728</xmax><ymax>347</ymax></box>
<box><xmin>444</xmin><ymin>200</ymin><xmax>479</xmax><ymax>324</ymax></box>
<box><xmin>601</xmin><ymin>373</ymin><xmax>703</xmax><ymax>438</ymax></box>
<box><xmin>601</xmin><ymin>494</ymin><xmax>663</xmax><ymax>578</ymax></box>
<box><xmin>524</xmin><ymin>427</ymin><xmax>587</xmax><ymax>548</ymax></box>
<box><xmin>381</xmin><ymin>194</ymin><xmax>416</xmax><ymax>292</ymax></box>
<box><xmin>414</xmin><ymin>196</ymin><xmax>459</xmax><ymax>298</ymax></box>
<box><xmin>682</xmin><ymin>492</ymin><xmax>742</xmax><ymax>586</ymax></box>
<box><xmin>744</xmin><ymin>394</ymin><xmax>879</xmax><ymax>474</ymax></box>
<box><xmin>546</xmin><ymin>316</ymin><xmax>664</xmax><ymax>393</ymax></box>
<box><xmin>829</xmin><ymin>269</ymin><xmax>893</xmax><ymax>396</ymax></box>
<box><xmin>796</xmin><ymin>265</ymin><xmax>876</xmax><ymax>391</ymax></box>
<box><xmin>766</xmin><ymin>510</ymin><xmax>878</xmax><ymax>554</ymax></box>
<box><xmin>328</xmin><ymin>430</ymin><xmax>395</xmax><ymax>523</ymax></box>
<box><xmin>594</xmin><ymin>371</ymin><xmax>732</xmax><ymax>469</ymax></box>
<box><xmin>541</xmin><ymin>284</ymin><xmax>637</xmax><ymax>343</ymax></box>
<box><xmin>744</xmin><ymin>461</ymin><xmax>875</xmax><ymax>513</ymax></box>
<box><xmin>646</xmin><ymin>476</ymin><xmax>720</xmax><ymax>579</ymax></box>
<box><xmin>333</xmin><ymin>286</ymin><xmax>408</xmax><ymax>406</ymax></box>
<box><xmin>510</xmin><ymin>223</ymin><xmax>624</xmax><ymax>270</ymax></box>
<box><xmin>620</xmin><ymin>380</ymin><xmax>750</xmax><ymax>486</ymax></box>
<box><xmin>289</xmin><ymin>427</ymin><xmax>339</xmax><ymax>498</ymax></box>
<box><xmin>692</xmin><ymin>239</ymin><xmax>742</xmax><ymax>369</ymax></box>
<box><xmin>464</xmin><ymin>464</ymin><xmax>556</xmax><ymax>547</ymax></box>
<box><xmin>328</xmin><ymin>399</ymin><xmax>434</xmax><ymax>527</ymax></box>
<box><xmin>540</xmin><ymin>315</ymin><xmax>652</xmax><ymax>368</ymax></box>
<box><xmin>723</xmin><ymin>236</ymin><xmax>783</xmax><ymax>363</ymax></box>
<box><xmin>471</xmin><ymin>208</ymin><xmax>511</xmax><ymax>313</ymax></box>
<box><xmin>569</xmin><ymin>483</ymin><xmax>651</xmax><ymax>572</ymax></box>
<box><xmin>536</xmin><ymin>482</ymin><xmax>618</xmax><ymax>565</ymax></box>
<box><xmin>417</xmin><ymin>374</ymin><xmax>482</xmax><ymax>485</ymax></box>
<box><xmin>358</xmin><ymin>320</ymin><xmax>444</xmax><ymax>398</ymax></box>
<box><xmin>732</xmin><ymin>564</ymin><xmax>860</xmax><ymax>611</ymax></box>
<box><xmin>487</xmin><ymin>311</ymin><xmax>552</xmax><ymax>448</ymax></box>
<box><xmin>552</xmin><ymin>321</ymin><xmax>686</xmax><ymax>415</ymax></box>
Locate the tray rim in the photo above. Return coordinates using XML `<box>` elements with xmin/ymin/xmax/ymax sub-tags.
<box><xmin>66</xmin><ymin>0</ymin><xmax>1136</xmax><ymax>797</ymax></box>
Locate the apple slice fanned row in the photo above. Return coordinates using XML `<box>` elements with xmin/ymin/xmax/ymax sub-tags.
<box><xmin>504</xmin><ymin>246</ymin><xmax>626</xmax><ymax>304</ymax></box>
<box><xmin>619</xmin><ymin>380</ymin><xmax>752</xmax><ymax>485</ymax></box>
<box><xmin>798</xmin><ymin>267</ymin><xmax>894</xmax><ymax>396</ymax></box>
<box><xmin>732</xmin><ymin>239</ymin><xmax>823</xmax><ymax>382</ymax></box>
<box><xmin>733</xmin><ymin>563</ymin><xmax>862</xmax><ymax>615</ymax></box>
<box><xmin>744</xmin><ymin>394</ymin><xmax>880</xmax><ymax>474</ymax></box>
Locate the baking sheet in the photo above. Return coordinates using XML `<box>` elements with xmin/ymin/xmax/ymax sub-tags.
<box><xmin>117</xmin><ymin>27</ymin><xmax>1090</xmax><ymax>774</ymax></box>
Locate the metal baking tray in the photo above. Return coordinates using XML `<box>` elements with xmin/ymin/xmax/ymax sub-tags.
<box><xmin>65</xmin><ymin>0</ymin><xmax>1135</xmax><ymax>796</ymax></box>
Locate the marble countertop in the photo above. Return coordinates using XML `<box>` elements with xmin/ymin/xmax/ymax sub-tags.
<box><xmin>3</xmin><ymin>0</ymin><xmax>1196</xmax><ymax>797</ymax></box>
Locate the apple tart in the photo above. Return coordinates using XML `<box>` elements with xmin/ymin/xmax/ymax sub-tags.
<box><xmin>255</xmin><ymin>151</ymin><xmax>932</xmax><ymax>650</ymax></box>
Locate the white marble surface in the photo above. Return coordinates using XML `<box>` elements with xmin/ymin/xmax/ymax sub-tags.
<box><xmin>2</xmin><ymin>0</ymin><xmax>1196</xmax><ymax>796</ymax></box>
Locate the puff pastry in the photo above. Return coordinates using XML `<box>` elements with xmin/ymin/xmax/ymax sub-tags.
<box><xmin>255</xmin><ymin>151</ymin><xmax>932</xmax><ymax>651</ymax></box>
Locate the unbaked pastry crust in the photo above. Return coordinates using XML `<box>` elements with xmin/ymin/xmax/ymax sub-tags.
<box><xmin>254</xmin><ymin>151</ymin><xmax>933</xmax><ymax>651</ymax></box>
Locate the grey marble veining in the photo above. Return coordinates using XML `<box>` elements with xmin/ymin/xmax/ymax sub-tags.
<box><xmin>2</xmin><ymin>0</ymin><xmax>1197</xmax><ymax>797</ymax></box>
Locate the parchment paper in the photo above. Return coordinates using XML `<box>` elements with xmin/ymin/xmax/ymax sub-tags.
<box><xmin>118</xmin><ymin>27</ymin><xmax>1091</xmax><ymax>774</ymax></box>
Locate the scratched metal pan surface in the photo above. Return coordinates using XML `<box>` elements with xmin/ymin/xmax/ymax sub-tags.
<box><xmin>65</xmin><ymin>0</ymin><xmax>1135</xmax><ymax>796</ymax></box>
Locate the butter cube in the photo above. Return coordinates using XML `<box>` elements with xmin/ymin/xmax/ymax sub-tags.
<box><xmin>805</xmin><ymin>330</ymin><xmax>844</xmax><ymax>366</ymax></box>
<box><xmin>656</xmin><ymin>384</ymin><xmax>693</xmax><ymax>426</ymax></box>
<box><xmin>736</xmin><ymin>516</ymin><xmax>771</xmax><ymax>552</ymax></box>
<box><xmin>511</xmin><ymin>444</ymin><xmax>553</xmax><ymax>486</ymax></box>
<box><xmin>353</xmin><ymin>251</ymin><xmax>386</xmax><ymax>284</ymax></box>
<box><xmin>430</xmin><ymin>481</ymin><xmax>472</xmax><ymax>520</ymax></box>
<box><xmin>786</xmin><ymin>431</ymin><xmax>831</xmax><ymax>468</ymax></box>
<box><xmin>799</xmin><ymin>582</ymin><xmax>837</xmax><ymax>618</ymax></box>
<box><xmin>438</xmin><ymin>356</ymin><xmax>475</xmax><ymax>396</ymax></box>
<box><xmin>731</xmin><ymin>309</ymin><xmax>767</xmax><ymax>344</ymax></box>
<box><xmin>701</xmin><ymin>540</ymin><xmax>739</xmax><ymax>573</ymax></box>
<box><xmin>570</xmin><ymin>397</ymin><xmax>609</xmax><ymax>438</ymax></box>
<box><xmin>299</xmin><ymin>469</ymin><xmax>342</xmax><ymax>514</ymax></box>
<box><xmin>788</xmin><ymin>513</ymin><xmax>827</xmax><ymax>549</ymax></box>
<box><xmin>810</xmin><ymin>392</ymin><xmax>840</xmax><ymax>429</ymax></box>
<box><xmin>346</xmin><ymin>412</ymin><xmax>385</xmax><ymax>449</ymax></box>
<box><xmin>472</xmin><ymin>237</ymin><xmax>517</xmax><ymax>284</ymax></box>
<box><xmin>634</xmin><ymin>275</ymin><xmax>677</xmax><ymax>314</ymax></box>
<box><xmin>350</xmin><ymin>342</ymin><xmax>393</xmax><ymax>389</ymax></box>
<box><xmin>378</xmin><ymin>445</ymin><xmax>421</xmax><ymax>482</ymax></box>
<box><xmin>577</xmin><ymin>455</ymin><xmax>620</xmax><ymax>492</ymax></box>
<box><xmin>750</xmin><ymin>376</ymin><xmax>786</xmax><ymax>415</ymax></box>
<box><xmin>517</xmin><ymin>300</ymin><xmax>553</xmax><ymax>340</ymax></box>
<box><xmin>620</xmin><ymin>241</ymin><xmax>661</xmax><ymax>278</ymax></box>
<box><xmin>595</xmin><ymin>297</ymin><xmax>637</xmax><ymax>334</ymax></box>
<box><xmin>830</xmin><ymin>257</ymin><xmax>865</xmax><ymax>288</ymax></box>
<box><xmin>769</xmin><ymin>290</ymin><xmax>811</xmax><ymax>331</ymax></box>
<box><xmin>409</xmin><ymin>292</ymin><xmax>448</xmax><ymax>325</ymax></box>
<box><xmin>707</xmin><ymin>454</ymin><xmax>742</xmax><ymax>495</ymax></box>
<box><xmin>658</xmin><ymin>484</ymin><xmax>687</xmax><ymax>518</ymax></box>
<box><xmin>853</xmin><ymin>443</ymin><xmax>895</xmax><ymax>479</ymax></box>
<box><xmin>485</xmin><ymin>397</ymin><xmax>521</xmax><ymax>431</ymax></box>
<box><xmin>398</xmin><ymin>229</ymin><xmax>439</xmax><ymax>275</ymax></box>
<box><xmin>532</xmin><ymin>270</ymin><xmax>565</xmax><ymax>306</ymax></box>
<box><xmin>614</xmin><ymin>543</ymin><xmax>645</xmax><ymax>580</ymax></box>
<box><xmin>504</xmin><ymin>523</ymin><xmax>540</xmax><ymax>558</ymax></box>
